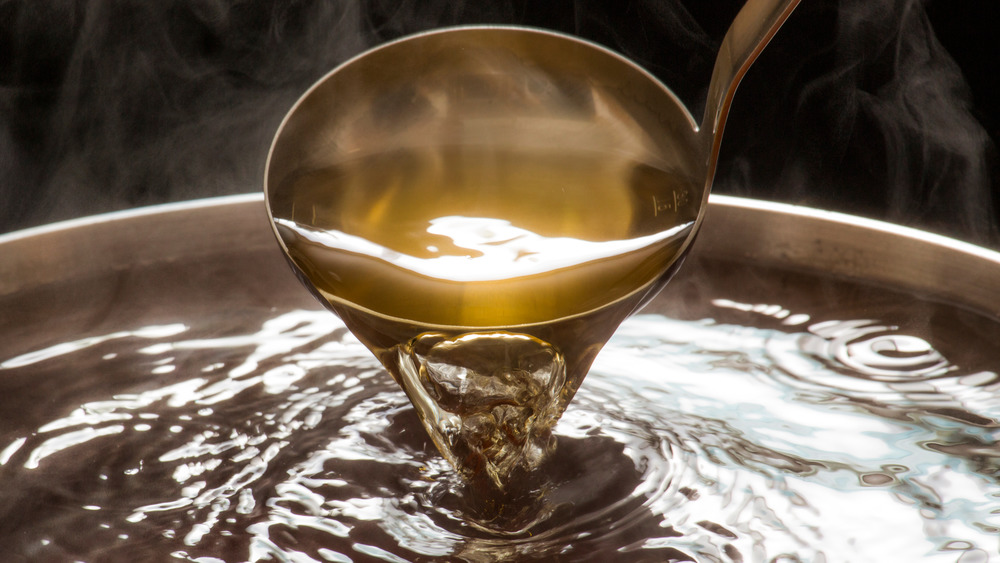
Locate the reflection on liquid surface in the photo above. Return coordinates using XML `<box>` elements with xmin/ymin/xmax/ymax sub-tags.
<box><xmin>1</xmin><ymin>257</ymin><xmax>999</xmax><ymax>562</ymax></box>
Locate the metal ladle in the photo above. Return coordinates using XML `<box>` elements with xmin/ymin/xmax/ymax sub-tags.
<box><xmin>263</xmin><ymin>0</ymin><xmax>800</xmax><ymax>488</ymax></box>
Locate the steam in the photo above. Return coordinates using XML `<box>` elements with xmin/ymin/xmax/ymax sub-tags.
<box><xmin>0</xmin><ymin>0</ymin><xmax>995</xmax><ymax>246</ymax></box>
<box><xmin>0</xmin><ymin>0</ymin><xmax>718</xmax><ymax>234</ymax></box>
<box><xmin>1</xmin><ymin>0</ymin><xmax>373</xmax><ymax>231</ymax></box>
<box><xmin>719</xmin><ymin>0</ymin><xmax>997</xmax><ymax>245</ymax></box>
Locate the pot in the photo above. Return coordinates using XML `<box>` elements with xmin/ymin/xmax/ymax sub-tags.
<box><xmin>3</xmin><ymin>194</ymin><xmax>998</xmax><ymax>320</ymax></box>
<box><xmin>1</xmin><ymin>195</ymin><xmax>999</xmax><ymax>561</ymax></box>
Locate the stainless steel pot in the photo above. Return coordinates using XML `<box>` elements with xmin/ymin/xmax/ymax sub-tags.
<box><xmin>2</xmin><ymin>195</ymin><xmax>999</xmax><ymax>323</ymax></box>
<box><xmin>2</xmin><ymin>194</ymin><xmax>999</xmax><ymax>560</ymax></box>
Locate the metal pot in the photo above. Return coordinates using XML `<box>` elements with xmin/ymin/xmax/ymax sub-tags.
<box><xmin>2</xmin><ymin>194</ymin><xmax>999</xmax><ymax>325</ymax></box>
<box><xmin>2</xmin><ymin>195</ymin><xmax>999</xmax><ymax>560</ymax></box>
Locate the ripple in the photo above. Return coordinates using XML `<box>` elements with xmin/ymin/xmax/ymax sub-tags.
<box><xmin>1</xmin><ymin>301</ymin><xmax>999</xmax><ymax>561</ymax></box>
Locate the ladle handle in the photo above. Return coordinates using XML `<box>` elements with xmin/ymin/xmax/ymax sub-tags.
<box><xmin>701</xmin><ymin>0</ymin><xmax>801</xmax><ymax>177</ymax></box>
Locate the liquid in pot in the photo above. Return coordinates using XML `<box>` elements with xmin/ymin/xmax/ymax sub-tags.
<box><xmin>1</xmin><ymin>247</ymin><xmax>997</xmax><ymax>561</ymax></box>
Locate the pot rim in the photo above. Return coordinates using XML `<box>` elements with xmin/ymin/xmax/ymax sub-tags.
<box><xmin>2</xmin><ymin>194</ymin><xmax>998</xmax><ymax>319</ymax></box>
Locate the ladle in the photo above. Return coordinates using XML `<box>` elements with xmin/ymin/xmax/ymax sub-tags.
<box><xmin>264</xmin><ymin>0</ymin><xmax>801</xmax><ymax>489</ymax></box>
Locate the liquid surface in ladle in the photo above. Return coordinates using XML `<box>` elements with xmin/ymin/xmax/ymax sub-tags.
<box><xmin>269</xmin><ymin>146</ymin><xmax>697</xmax><ymax>487</ymax></box>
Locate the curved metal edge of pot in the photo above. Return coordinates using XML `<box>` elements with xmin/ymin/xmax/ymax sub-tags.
<box><xmin>2</xmin><ymin>193</ymin><xmax>999</xmax><ymax>320</ymax></box>
<box><xmin>702</xmin><ymin>195</ymin><xmax>1000</xmax><ymax>320</ymax></box>
<box><xmin>0</xmin><ymin>194</ymin><xmax>273</xmax><ymax>297</ymax></box>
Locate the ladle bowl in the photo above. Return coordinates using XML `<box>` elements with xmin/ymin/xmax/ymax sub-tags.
<box><xmin>263</xmin><ymin>25</ymin><xmax>708</xmax><ymax>318</ymax></box>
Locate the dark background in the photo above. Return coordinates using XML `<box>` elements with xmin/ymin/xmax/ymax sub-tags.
<box><xmin>2</xmin><ymin>0</ymin><xmax>998</xmax><ymax>246</ymax></box>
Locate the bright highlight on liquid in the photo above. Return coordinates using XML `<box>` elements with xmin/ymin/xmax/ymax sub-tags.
<box><xmin>275</xmin><ymin>216</ymin><xmax>691</xmax><ymax>283</ymax></box>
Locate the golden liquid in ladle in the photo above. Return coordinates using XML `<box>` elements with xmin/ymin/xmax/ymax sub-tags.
<box><xmin>270</xmin><ymin>146</ymin><xmax>696</xmax><ymax>488</ymax></box>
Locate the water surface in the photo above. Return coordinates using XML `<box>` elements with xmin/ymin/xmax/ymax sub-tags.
<box><xmin>1</xmin><ymin>252</ymin><xmax>998</xmax><ymax>562</ymax></box>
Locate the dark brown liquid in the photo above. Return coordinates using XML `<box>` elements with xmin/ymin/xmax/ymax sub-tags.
<box><xmin>2</xmin><ymin>243</ymin><xmax>998</xmax><ymax>561</ymax></box>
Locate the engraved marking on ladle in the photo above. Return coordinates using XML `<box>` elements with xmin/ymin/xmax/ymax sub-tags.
<box><xmin>653</xmin><ymin>189</ymin><xmax>690</xmax><ymax>216</ymax></box>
